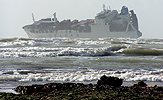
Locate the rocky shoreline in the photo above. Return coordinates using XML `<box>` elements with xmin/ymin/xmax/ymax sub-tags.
<box><xmin>0</xmin><ymin>75</ymin><xmax>163</xmax><ymax>100</ymax></box>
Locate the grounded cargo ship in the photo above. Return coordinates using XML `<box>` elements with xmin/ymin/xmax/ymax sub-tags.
<box><xmin>23</xmin><ymin>5</ymin><xmax>142</xmax><ymax>38</ymax></box>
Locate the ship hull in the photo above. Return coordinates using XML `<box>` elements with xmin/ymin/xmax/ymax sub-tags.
<box><xmin>25</xmin><ymin>30</ymin><xmax>141</xmax><ymax>38</ymax></box>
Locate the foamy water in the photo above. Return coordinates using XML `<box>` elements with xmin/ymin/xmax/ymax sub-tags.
<box><xmin>0</xmin><ymin>37</ymin><xmax>163</xmax><ymax>91</ymax></box>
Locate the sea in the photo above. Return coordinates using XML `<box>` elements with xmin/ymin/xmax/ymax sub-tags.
<box><xmin>0</xmin><ymin>37</ymin><xmax>163</xmax><ymax>93</ymax></box>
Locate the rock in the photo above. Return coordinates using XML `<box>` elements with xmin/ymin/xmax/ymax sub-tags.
<box><xmin>15</xmin><ymin>86</ymin><xmax>24</xmax><ymax>93</ymax></box>
<box><xmin>22</xmin><ymin>86</ymin><xmax>34</xmax><ymax>95</ymax></box>
<box><xmin>14</xmin><ymin>75</ymin><xmax>123</xmax><ymax>95</ymax></box>
<box><xmin>133</xmin><ymin>81</ymin><xmax>147</xmax><ymax>87</ymax></box>
<box><xmin>32</xmin><ymin>85</ymin><xmax>44</xmax><ymax>92</ymax></box>
<box><xmin>138</xmin><ymin>81</ymin><xmax>147</xmax><ymax>87</ymax></box>
<box><xmin>62</xmin><ymin>83</ymin><xmax>76</xmax><ymax>90</ymax></box>
<box><xmin>44</xmin><ymin>83</ymin><xmax>62</xmax><ymax>91</ymax></box>
<box><xmin>76</xmin><ymin>83</ymin><xmax>85</xmax><ymax>88</ymax></box>
<box><xmin>15</xmin><ymin>85</ymin><xmax>44</xmax><ymax>95</ymax></box>
<box><xmin>156</xmin><ymin>87</ymin><xmax>163</xmax><ymax>91</ymax></box>
<box><xmin>87</xmin><ymin>83</ymin><xmax>93</xmax><ymax>88</ymax></box>
<box><xmin>97</xmin><ymin>75</ymin><xmax>123</xmax><ymax>87</ymax></box>
<box><xmin>15</xmin><ymin>82</ymin><xmax>86</xmax><ymax>95</ymax></box>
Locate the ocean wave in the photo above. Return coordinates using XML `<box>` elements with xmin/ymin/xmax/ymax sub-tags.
<box><xmin>0</xmin><ymin>69</ymin><xmax>163</xmax><ymax>82</ymax></box>
<box><xmin>0</xmin><ymin>37</ymin><xmax>18</xmax><ymax>42</ymax></box>
<box><xmin>0</xmin><ymin>45</ymin><xmax>128</xmax><ymax>58</ymax></box>
<box><xmin>120</xmin><ymin>48</ymin><xmax>163</xmax><ymax>56</ymax></box>
<box><xmin>1</xmin><ymin>37</ymin><xmax>163</xmax><ymax>45</ymax></box>
<box><xmin>0</xmin><ymin>37</ymin><xmax>163</xmax><ymax>57</ymax></box>
<box><xmin>0</xmin><ymin>45</ymin><xmax>163</xmax><ymax>58</ymax></box>
<box><xmin>0</xmin><ymin>38</ymin><xmax>37</xmax><ymax>47</ymax></box>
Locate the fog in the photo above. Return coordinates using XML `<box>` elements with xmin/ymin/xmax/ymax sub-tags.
<box><xmin>0</xmin><ymin>0</ymin><xmax>163</xmax><ymax>38</ymax></box>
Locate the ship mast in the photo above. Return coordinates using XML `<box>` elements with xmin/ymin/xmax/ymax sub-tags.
<box><xmin>32</xmin><ymin>13</ymin><xmax>35</xmax><ymax>23</ymax></box>
<box><xmin>53</xmin><ymin>12</ymin><xmax>58</xmax><ymax>22</ymax></box>
<box><xmin>103</xmin><ymin>4</ymin><xmax>106</xmax><ymax>11</ymax></box>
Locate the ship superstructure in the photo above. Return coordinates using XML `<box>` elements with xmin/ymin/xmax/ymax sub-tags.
<box><xmin>23</xmin><ymin>5</ymin><xmax>142</xmax><ymax>38</ymax></box>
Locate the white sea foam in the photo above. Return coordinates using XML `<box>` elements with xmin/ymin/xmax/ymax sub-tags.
<box><xmin>0</xmin><ymin>40</ymin><xmax>37</xmax><ymax>47</ymax></box>
<box><xmin>0</xmin><ymin>45</ymin><xmax>130</xmax><ymax>58</ymax></box>
<box><xmin>0</xmin><ymin>69</ymin><xmax>163</xmax><ymax>82</ymax></box>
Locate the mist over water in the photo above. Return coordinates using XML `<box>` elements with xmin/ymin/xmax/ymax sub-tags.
<box><xmin>0</xmin><ymin>37</ymin><xmax>163</xmax><ymax>90</ymax></box>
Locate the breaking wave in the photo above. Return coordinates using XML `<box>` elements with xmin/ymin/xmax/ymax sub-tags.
<box><xmin>0</xmin><ymin>46</ymin><xmax>163</xmax><ymax>58</ymax></box>
<box><xmin>0</xmin><ymin>37</ymin><xmax>163</xmax><ymax>58</ymax></box>
<box><xmin>120</xmin><ymin>49</ymin><xmax>163</xmax><ymax>56</ymax></box>
<box><xmin>0</xmin><ymin>68</ymin><xmax>163</xmax><ymax>82</ymax></box>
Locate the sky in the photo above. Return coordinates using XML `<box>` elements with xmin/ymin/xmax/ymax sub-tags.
<box><xmin>0</xmin><ymin>0</ymin><xmax>163</xmax><ymax>39</ymax></box>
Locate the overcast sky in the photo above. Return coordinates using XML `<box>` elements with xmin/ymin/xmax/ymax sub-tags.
<box><xmin>0</xmin><ymin>0</ymin><xmax>163</xmax><ymax>38</ymax></box>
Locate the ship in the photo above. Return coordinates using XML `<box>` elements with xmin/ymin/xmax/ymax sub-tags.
<box><xmin>22</xmin><ymin>5</ymin><xmax>142</xmax><ymax>38</ymax></box>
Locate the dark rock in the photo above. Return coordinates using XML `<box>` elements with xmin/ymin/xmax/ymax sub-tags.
<box><xmin>87</xmin><ymin>83</ymin><xmax>93</xmax><ymax>88</ymax></box>
<box><xmin>133</xmin><ymin>81</ymin><xmax>147</xmax><ymax>87</ymax></box>
<box><xmin>76</xmin><ymin>83</ymin><xmax>85</xmax><ymax>88</ymax></box>
<box><xmin>62</xmin><ymin>83</ymin><xmax>75</xmax><ymax>89</ymax></box>
<box><xmin>97</xmin><ymin>75</ymin><xmax>123</xmax><ymax>87</ymax></box>
<box><xmin>156</xmin><ymin>87</ymin><xmax>163</xmax><ymax>91</ymax></box>
<box><xmin>22</xmin><ymin>86</ymin><xmax>34</xmax><ymax>95</ymax></box>
<box><xmin>138</xmin><ymin>81</ymin><xmax>147</xmax><ymax>87</ymax></box>
<box><xmin>15</xmin><ymin>86</ymin><xmax>24</xmax><ymax>93</ymax></box>
<box><xmin>32</xmin><ymin>85</ymin><xmax>44</xmax><ymax>92</ymax></box>
<box><xmin>44</xmin><ymin>83</ymin><xmax>62</xmax><ymax>91</ymax></box>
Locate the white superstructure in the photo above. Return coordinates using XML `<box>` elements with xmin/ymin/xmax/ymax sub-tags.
<box><xmin>23</xmin><ymin>5</ymin><xmax>142</xmax><ymax>38</ymax></box>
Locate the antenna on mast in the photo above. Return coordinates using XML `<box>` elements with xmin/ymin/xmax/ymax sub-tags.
<box><xmin>103</xmin><ymin>4</ymin><xmax>106</xmax><ymax>11</ymax></box>
<box><xmin>53</xmin><ymin>12</ymin><xmax>58</xmax><ymax>22</ymax></box>
<box><xmin>32</xmin><ymin>13</ymin><xmax>35</xmax><ymax>23</ymax></box>
<box><xmin>109</xmin><ymin>6</ymin><xmax>111</xmax><ymax>10</ymax></box>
